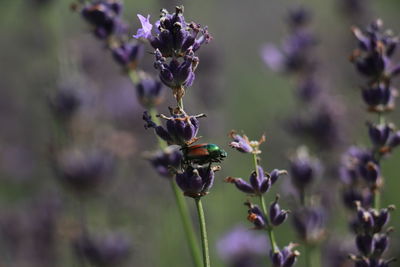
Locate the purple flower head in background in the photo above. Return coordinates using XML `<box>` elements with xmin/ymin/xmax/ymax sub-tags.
<box><xmin>53</xmin><ymin>148</ymin><xmax>115</xmax><ymax>195</ymax></box>
<box><xmin>287</xmin><ymin>6</ymin><xmax>311</xmax><ymax>28</ymax></box>
<box><xmin>111</xmin><ymin>41</ymin><xmax>144</xmax><ymax>68</ymax></box>
<box><xmin>362</xmin><ymin>83</ymin><xmax>397</xmax><ymax>112</ymax></box>
<box><xmin>225</xmin><ymin>166</ymin><xmax>287</xmax><ymax>195</ymax></box>
<box><xmin>270</xmin><ymin>243</ymin><xmax>300</xmax><ymax>267</ymax></box>
<box><xmin>73</xmin><ymin>233</ymin><xmax>131</xmax><ymax>267</ymax></box>
<box><xmin>48</xmin><ymin>87</ymin><xmax>82</xmax><ymax>121</ymax></box>
<box><xmin>350</xmin><ymin>19</ymin><xmax>400</xmax><ymax>79</ymax></box>
<box><xmin>217</xmin><ymin>225</ymin><xmax>268</xmax><ymax>266</ymax></box>
<box><xmin>176</xmin><ymin>165</ymin><xmax>219</xmax><ymax>198</ymax></box>
<box><xmin>136</xmin><ymin>75</ymin><xmax>165</xmax><ymax>109</ymax></box>
<box><xmin>147</xmin><ymin>146</ymin><xmax>182</xmax><ymax>178</ymax></box>
<box><xmin>289</xmin><ymin>146</ymin><xmax>321</xmax><ymax>192</ymax></box>
<box><xmin>143</xmin><ymin>107</ymin><xmax>205</xmax><ymax>146</ymax></box>
<box><xmin>134</xmin><ymin>6</ymin><xmax>212</xmax><ymax>58</ymax></box>
<box><xmin>81</xmin><ymin>0</ymin><xmax>127</xmax><ymax>39</ymax></box>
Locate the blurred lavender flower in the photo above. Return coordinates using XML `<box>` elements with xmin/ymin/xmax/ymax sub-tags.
<box><xmin>143</xmin><ymin>107</ymin><xmax>205</xmax><ymax>146</ymax></box>
<box><xmin>136</xmin><ymin>75</ymin><xmax>165</xmax><ymax>109</ymax></box>
<box><xmin>362</xmin><ymin>83</ymin><xmax>397</xmax><ymax>112</ymax></box>
<box><xmin>292</xmin><ymin>206</ymin><xmax>326</xmax><ymax>244</ymax></box>
<box><xmin>133</xmin><ymin>6</ymin><xmax>211</xmax><ymax>58</ymax></box>
<box><xmin>80</xmin><ymin>0</ymin><xmax>127</xmax><ymax>39</ymax></box>
<box><xmin>147</xmin><ymin>145</ymin><xmax>182</xmax><ymax>178</ymax></box>
<box><xmin>350</xmin><ymin>20</ymin><xmax>400</xmax><ymax>79</ymax></box>
<box><xmin>48</xmin><ymin>87</ymin><xmax>82</xmax><ymax>121</ymax></box>
<box><xmin>53</xmin><ymin>148</ymin><xmax>115</xmax><ymax>195</ymax></box>
<box><xmin>217</xmin><ymin>225</ymin><xmax>268</xmax><ymax>267</ymax></box>
<box><xmin>270</xmin><ymin>243</ymin><xmax>300</xmax><ymax>267</ymax></box>
<box><xmin>289</xmin><ymin>147</ymin><xmax>321</xmax><ymax>194</ymax></box>
<box><xmin>111</xmin><ymin>41</ymin><xmax>144</xmax><ymax>69</ymax></box>
<box><xmin>74</xmin><ymin>233</ymin><xmax>131</xmax><ymax>267</ymax></box>
<box><xmin>175</xmin><ymin>166</ymin><xmax>219</xmax><ymax>198</ymax></box>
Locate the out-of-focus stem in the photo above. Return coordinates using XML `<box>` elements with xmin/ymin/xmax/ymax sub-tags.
<box><xmin>195</xmin><ymin>197</ymin><xmax>211</xmax><ymax>267</ymax></box>
<box><xmin>128</xmin><ymin>70</ymin><xmax>201</xmax><ymax>267</ymax></box>
<box><xmin>305</xmin><ymin>245</ymin><xmax>319</xmax><ymax>267</ymax></box>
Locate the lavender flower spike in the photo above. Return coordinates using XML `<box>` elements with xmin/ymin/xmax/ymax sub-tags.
<box><xmin>133</xmin><ymin>14</ymin><xmax>153</xmax><ymax>39</ymax></box>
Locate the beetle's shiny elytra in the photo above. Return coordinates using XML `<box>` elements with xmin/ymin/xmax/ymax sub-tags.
<box><xmin>182</xmin><ymin>143</ymin><xmax>227</xmax><ymax>165</ymax></box>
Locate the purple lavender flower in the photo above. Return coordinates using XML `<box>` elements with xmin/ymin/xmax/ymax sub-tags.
<box><xmin>53</xmin><ymin>148</ymin><xmax>115</xmax><ymax>194</ymax></box>
<box><xmin>147</xmin><ymin>146</ymin><xmax>182</xmax><ymax>178</ymax></box>
<box><xmin>350</xmin><ymin>20</ymin><xmax>400</xmax><ymax>79</ymax></box>
<box><xmin>228</xmin><ymin>131</ymin><xmax>266</xmax><ymax>154</ymax></box>
<box><xmin>225</xmin><ymin>166</ymin><xmax>287</xmax><ymax>195</ymax></box>
<box><xmin>48</xmin><ymin>88</ymin><xmax>81</xmax><ymax>121</ymax></box>
<box><xmin>111</xmin><ymin>41</ymin><xmax>144</xmax><ymax>68</ymax></box>
<box><xmin>362</xmin><ymin>83</ymin><xmax>397</xmax><ymax>112</ymax></box>
<box><xmin>289</xmin><ymin>147</ymin><xmax>321</xmax><ymax>192</ymax></box>
<box><xmin>245</xmin><ymin>202</ymin><xmax>268</xmax><ymax>229</ymax></box>
<box><xmin>269</xmin><ymin>195</ymin><xmax>289</xmax><ymax>226</ymax></box>
<box><xmin>143</xmin><ymin>107</ymin><xmax>205</xmax><ymax>146</ymax></box>
<box><xmin>217</xmin><ymin>225</ymin><xmax>268</xmax><ymax>267</ymax></box>
<box><xmin>270</xmin><ymin>243</ymin><xmax>300</xmax><ymax>267</ymax></box>
<box><xmin>154</xmin><ymin>48</ymin><xmax>198</xmax><ymax>100</ymax></box>
<box><xmin>73</xmin><ymin>233</ymin><xmax>130</xmax><ymax>266</ymax></box>
<box><xmin>176</xmin><ymin>166</ymin><xmax>218</xmax><ymax>198</ymax></box>
<box><xmin>133</xmin><ymin>6</ymin><xmax>211</xmax><ymax>58</ymax></box>
<box><xmin>136</xmin><ymin>76</ymin><xmax>165</xmax><ymax>109</ymax></box>
<box><xmin>81</xmin><ymin>0</ymin><xmax>127</xmax><ymax>39</ymax></box>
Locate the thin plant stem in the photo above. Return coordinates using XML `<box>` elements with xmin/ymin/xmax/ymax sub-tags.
<box><xmin>260</xmin><ymin>195</ymin><xmax>279</xmax><ymax>253</ymax></box>
<box><xmin>305</xmin><ymin>245</ymin><xmax>319</xmax><ymax>267</ymax></box>
<box><xmin>171</xmin><ymin>181</ymin><xmax>203</xmax><ymax>267</ymax></box>
<box><xmin>195</xmin><ymin>197</ymin><xmax>210</xmax><ymax>267</ymax></box>
<box><xmin>253</xmin><ymin>153</ymin><xmax>279</xmax><ymax>253</ymax></box>
<box><xmin>178</xmin><ymin>97</ymin><xmax>184</xmax><ymax>110</ymax></box>
<box><xmin>128</xmin><ymin>71</ymin><xmax>201</xmax><ymax>267</ymax></box>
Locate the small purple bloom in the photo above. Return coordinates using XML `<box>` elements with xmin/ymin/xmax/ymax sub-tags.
<box><xmin>289</xmin><ymin>147</ymin><xmax>321</xmax><ymax>192</ymax></box>
<box><xmin>245</xmin><ymin>202</ymin><xmax>267</xmax><ymax>229</ymax></box>
<box><xmin>147</xmin><ymin>146</ymin><xmax>182</xmax><ymax>178</ymax></box>
<box><xmin>136</xmin><ymin>76</ymin><xmax>165</xmax><ymax>108</ymax></box>
<box><xmin>292</xmin><ymin>206</ymin><xmax>326</xmax><ymax>244</ymax></box>
<box><xmin>269</xmin><ymin>196</ymin><xmax>289</xmax><ymax>226</ymax></box>
<box><xmin>228</xmin><ymin>131</ymin><xmax>266</xmax><ymax>154</ymax></box>
<box><xmin>176</xmin><ymin>166</ymin><xmax>218</xmax><ymax>198</ymax></box>
<box><xmin>270</xmin><ymin>243</ymin><xmax>300</xmax><ymax>267</ymax></box>
<box><xmin>133</xmin><ymin>14</ymin><xmax>153</xmax><ymax>39</ymax></box>
<box><xmin>143</xmin><ymin>108</ymin><xmax>204</xmax><ymax>146</ymax></box>
<box><xmin>112</xmin><ymin>41</ymin><xmax>144</xmax><ymax>68</ymax></box>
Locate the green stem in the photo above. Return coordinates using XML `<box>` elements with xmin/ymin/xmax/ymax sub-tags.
<box><xmin>171</xmin><ymin>182</ymin><xmax>203</xmax><ymax>267</ymax></box>
<box><xmin>259</xmin><ymin>195</ymin><xmax>279</xmax><ymax>253</ymax></box>
<box><xmin>305</xmin><ymin>245</ymin><xmax>320</xmax><ymax>267</ymax></box>
<box><xmin>195</xmin><ymin>197</ymin><xmax>211</xmax><ymax>267</ymax></box>
<box><xmin>178</xmin><ymin>97</ymin><xmax>184</xmax><ymax>111</ymax></box>
<box><xmin>374</xmin><ymin>189</ymin><xmax>381</xmax><ymax>210</ymax></box>
<box><xmin>253</xmin><ymin>153</ymin><xmax>259</xmax><ymax>176</ymax></box>
<box><xmin>128</xmin><ymin>69</ymin><xmax>140</xmax><ymax>84</ymax></box>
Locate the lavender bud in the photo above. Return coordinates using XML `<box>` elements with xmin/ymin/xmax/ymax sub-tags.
<box><xmin>368</xmin><ymin>123</ymin><xmax>392</xmax><ymax>147</ymax></box>
<box><xmin>136</xmin><ymin>76</ymin><xmax>165</xmax><ymax>109</ymax></box>
<box><xmin>270</xmin><ymin>251</ymin><xmax>284</xmax><ymax>267</ymax></box>
<box><xmin>73</xmin><ymin>233</ymin><xmax>130</xmax><ymax>266</ymax></box>
<box><xmin>147</xmin><ymin>146</ymin><xmax>182</xmax><ymax>178</ymax></box>
<box><xmin>229</xmin><ymin>132</ymin><xmax>253</xmax><ymax>153</ymax></box>
<box><xmin>388</xmin><ymin>131</ymin><xmax>400</xmax><ymax>148</ymax></box>
<box><xmin>270</xmin><ymin>169</ymin><xmax>287</xmax><ymax>185</ymax></box>
<box><xmin>362</xmin><ymin>83</ymin><xmax>392</xmax><ymax>110</ymax></box>
<box><xmin>373</xmin><ymin>234</ymin><xmax>389</xmax><ymax>257</ymax></box>
<box><xmin>356</xmin><ymin>234</ymin><xmax>375</xmax><ymax>256</ymax></box>
<box><xmin>287</xmin><ymin>6</ymin><xmax>311</xmax><ymax>28</ymax></box>
<box><xmin>176</xmin><ymin>166</ymin><xmax>217</xmax><ymax>198</ymax></box>
<box><xmin>225</xmin><ymin>177</ymin><xmax>255</xmax><ymax>194</ymax></box>
<box><xmin>48</xmin><ymin>88</ymin><xmax>81</xmax><ymax>121</ymax></box>
<box><xmin>112</xmin><ymin>41</ymin><xmax>144</xmax><ymax>68</ymax></box>
<box><xmin>289</xmin><ymin>147</ymin><xmax>320</xmax><ymax>191</ymax></box>
<box><xmin>292</xmin><ymin>206</ymin><xmax>326</xmax><ymax>243</ymax></box>
<box><xmin>269</xmin><ymin>196</ymin><xmax>289</xmax><ymax>226</ymax></box>
<box><xmin>245</xmin><ymin>202</ymin><xmax>267</xmax><ymax>229</ymax></box>
<box><xmin>143</xmin><ymin>109</ymin><xmax>203</xmax><ymax>146</ymax></box>
<box><xmin>53</xmin><ymin>149</ymin><xmax>115</xmax><ymax>194</ymax></box>
<box><xmin>271</xmin><ymin>244</ymin><xmax>300</xmax><ymax>267</ymax></box>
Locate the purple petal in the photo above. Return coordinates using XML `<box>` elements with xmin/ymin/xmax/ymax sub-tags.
<box><xmin>133</xmin><ymin>14</ymin><xmax>153</xmax><ymax>39</ymax></box>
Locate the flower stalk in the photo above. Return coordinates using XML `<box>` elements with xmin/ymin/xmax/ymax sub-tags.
<box><xmin>195</xmin><ymin>197</ymin><xmax>211</xmax><ymax>267</ymax></box>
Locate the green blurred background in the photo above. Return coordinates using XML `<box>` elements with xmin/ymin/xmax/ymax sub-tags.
<box><xmin>0</xmin><ymin>0</ymin><xmax>399</xmax><ymax>266</ymax></box>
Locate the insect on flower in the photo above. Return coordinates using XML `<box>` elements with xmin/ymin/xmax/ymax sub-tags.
<box><xmin>182</xmin><ymin>143</ymin><xmax>227</xmax><ymax>166</ymax></box>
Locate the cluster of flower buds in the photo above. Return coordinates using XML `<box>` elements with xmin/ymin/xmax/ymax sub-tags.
<box><xmin>348</xmin><ymin>202</ymin><xmax>396</xmax><ymax>267</ymax></box>
<box><xmin>146</xmin><ymin>146</ymin><xmax>182</xmax><ymax>178</ymax></box>
<box><xmin>134</xmin><ymin>6</ymin><xmax>211</xmax><ymax>103</ymax></box>
<box><xmin>73</xmin><ymin>233</ymin><xmax>131</xmax><ymax>266</ymax></box>
<box><xmin>225</xmin><ymin>166</ymin><xmax>286</xmax><ymax>195</ymax></box>
<box><xmin>143</xmin><ymin>107</ymin><xmax>204</xmax><ymax>146</ymax></box>
<box><xmin>80</xmin><ymin>0</ymin><xmax>127</xmax><ymax>39</ymax></box>
<box><xmin>345</xmin><ymin>19</ymin><xmax>400</xmax><ymax>267</ymax></box>
<box><xmin>270</xmin><ymin>243</ymin><xmax>300</xmax><ymax>267</ymax></box>
<box><xmin>176</xmin><ymin>165</ymin><xmax>220</xmax><ymax>198</ymax></box>
<box><xmin>350</xmin><ymin>19</ymin><xmax>399</xmax><ymax>112</ymax></box>
<box><xmin>227</xmin><ymin>132</ymin><xmax>297</xmax><ymax>266</ymax></box>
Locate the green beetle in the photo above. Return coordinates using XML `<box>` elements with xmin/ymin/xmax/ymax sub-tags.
<box><xmin>182</xmin><ymin>143</ymin><xmax>227</xmax><ymax>165</ymax></box>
